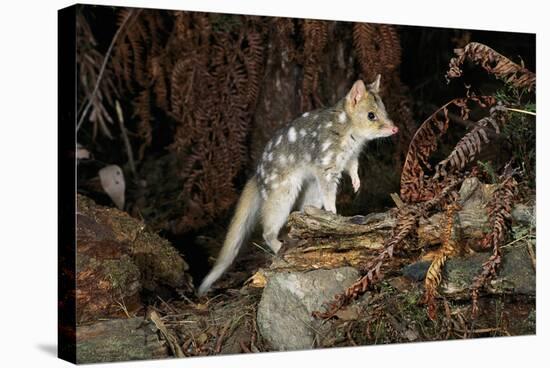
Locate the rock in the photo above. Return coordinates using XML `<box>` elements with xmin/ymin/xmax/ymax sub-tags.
<box><xmin>401</xmin><ymin>246</ymin><xmax>535</xmax><ymax>299</ymax></box>
<box><xmin>512</xmin><ymin>203</ymin><xmax>535</xmax><ymax>227</ymax></box>
<box><xmin>257</xmin><ymin>267</ymin><xmax>359</xmax><ymax>351</ymax></box>
<box><xmin>442</xmin><ymin>245</ymin><xmax>535</xmax><ymax>298</ymax></box>
<box><xmin>76</xmin><ymin>318</ymin><xmax>169</xmax><ymax>364</ymax></box>
<box><xmin>76</xmin><ymin>194</ymin><xmax>192</xmax><ymax>323</ymax></box>
<box><xmin>401</xmin><ymin>261</ymin><xmax>431</xmax><ymax>282</ymax></box>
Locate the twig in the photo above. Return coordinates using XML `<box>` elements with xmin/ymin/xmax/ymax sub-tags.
<box><xmin>214</xmin><ymin>321</ymin><xmax>231</xmax><ymax>354</ymax></box>
<box><xmin>252</xmin><ymin>241</ymin><xmax>290</xmax><ymax>265</ymax></box>
<box><xmin>76</xmin><ymin>9</ymin><xmax>139</xmax><ymax>131</ymax></box>
<box><xmin>505</xmin><ymin>107</ymin><xmax>536</xmax><ymax>116</ymax></box>
<box><xmin>149</xmin><ymin>310</ymin><xmax>185</xmax><ymax>357</ymax></box>
<box><xmin>525</xmin><ymin>241</ymin><xmax>536</xmax><ymax>271</ymax></box>
<box><xmin>115</xmin><ymin>100</ymin><xmax>137</xmax><ymax>177</ymax></box>
<box><xmin>156</xmin><ymin>295</ymin><xmax>178</xmax><ymax>314</ymax></box>
<box><xmin>499</xmin><ymin>233</ymin><xmax>534</xmax><ymax>249</ymax></box>
<box><xmin>239</xmin><ymin>340</ymin><xmax>252</xmax><ymax>353</ymax></box>
<box><xmin>114</xmin><ymin>299</ymin><xmax>131</xmax><ymax>319</ymax></box>
<box><xmin>390</xmin><ymin>193</ymin><xmax>404</xmax><ymax>209</ymax></box>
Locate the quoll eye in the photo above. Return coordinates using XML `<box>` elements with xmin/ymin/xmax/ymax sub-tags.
<box><xmin>368</xmin><ymin>112</ymin><xmax>376</xmax><ymax>121</ymax></box>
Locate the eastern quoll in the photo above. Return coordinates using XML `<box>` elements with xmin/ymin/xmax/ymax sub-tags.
<box><xmin>198</xmin><ymin>75</ymin><xmax>398</xmax><ymax>295</ymax></box>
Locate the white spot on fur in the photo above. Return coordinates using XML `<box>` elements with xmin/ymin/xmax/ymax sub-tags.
<box><xmin>313</xmin><ymin>114</ymin><xmax>318</xmax><ymax>120</ymax></box>
<box><xmin>275</xmin><ymin>135</ymin><xmax>283</xmax><ymax>146</ymax></box>
<box><xmin>311</xmin><ymin>142</ymin><xmax>316</xmax><ymax>150</ymax></box>
<box><xmin>288</xmin><ymin>127</ymin><xmax>297</xmax><ymax>142</ymax></box>
<box><xmin>321</xmin><ymin>152</ymin><xmax>333</xmax><ymax>165</ymax></box>
<box><xmin>322</xmin><ymin>141</ymin><xmax>331</xmax><ymax>152</ymax></box>
<box><xmin>261</xmin><ymin>189</ymin><xmax>268</xmax><ymax>200</ymax></box>
<box><xmin>269</xmin><ymin>174</ymin><xmax>278</xmax><ymax>181</ymax></box>
<box><xmin>312</xmin><ymin>131</ymin><xmax>318</xmax><ymax>137</ymax></box>
<box><xmin>266</xmin><ymin>140</ymin><xmax>273</xmax><ymax>150</ymax></box>
<box><xmin>325</xmin><ymin>121</ymin><xmax>333</xmax><ymax>128</ymax></box>
<box><xmin>302</xmin><ymin>112</ymin><xmax>310</xmax><ymax>117</ymax></box>
<box><xmin>299</xmin><ymin>128</ymin><xmax>307</xmax><ymax>137</ymax></box>
<box><xmin>325</xmin><ymin>172</ymin><xmax>332</xmax><ymax>181</ymax></box>
<box><xmin>272</xmin><ymin>182</ymin><xmax>279</xmax><ymax>189</ymax></box>
<box><xmin>267</xmin><ymin>152</ymin><xmax>274</xmax><ymax>161</ymax></box>
<box><xmin>288</xmin><ymin>154</ymin><xmax>295</xmax><ymax>163</ymax></box>
<box><xmin>338</xmin><ymin>112</ymin><xmax>347</xmax><ymax>123</ymax></box>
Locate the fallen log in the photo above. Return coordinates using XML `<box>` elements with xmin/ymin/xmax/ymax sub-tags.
<box><xmin>76</xmin><ymin>318</ymin><xmax>169</xmax><ymax>364</ymax></box>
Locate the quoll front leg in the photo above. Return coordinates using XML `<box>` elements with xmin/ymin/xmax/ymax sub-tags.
<box><xmin>346</xmin><ymin>158</ymin><xmax>361</xmax><ymax>193</ymax></box>
<box><xmin>318</xmin><ymin>172</ymin><xmax>338</xmax><ymax>214</ymax></box>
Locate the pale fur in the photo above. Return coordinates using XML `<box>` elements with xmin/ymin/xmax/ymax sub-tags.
<box><xmin>197</xmin><ymin>178</ymin><xmax>261</xmax><ymax>295</ymax></box>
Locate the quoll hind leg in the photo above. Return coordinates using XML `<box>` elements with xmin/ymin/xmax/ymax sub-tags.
<box><xmin>261</xmin><ymin>185</ymin><xmax>299</xmax><ymax>253</ymax></box>
<box><xmin>296</xmin><ymin>180</ymin><xmax>323</xmax><ymax>211</ymax></box>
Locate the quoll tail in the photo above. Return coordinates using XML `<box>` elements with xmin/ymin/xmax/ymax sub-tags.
<box><xmin>197</xmin><ymin>178</ymin><xmax>261</xmax><ymax>296</ymax></box>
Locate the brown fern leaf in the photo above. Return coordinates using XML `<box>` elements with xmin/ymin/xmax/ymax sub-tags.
<box><xmin>376</xmin><ymin>24</ymin><xmax>402</xmax><ymax>73</ymax></box>
<box><xmin>434</xmin><ymin>104</ymin><xmax>507</xmax><ymax>180</ymax></box>
<box><xmin>400</xmin><ymin>96</ymin><xmax>496</xmax><ymax>203</ymax></box>
<box><xmin>470</xmin><ymin>166</ymin><xmax>518</xmax><ymax>316</ymax></box>
<box><xmin>151</xmin><ymin>56</ymin><xmax>168</xmax><ymax>110</ymax></box>
<box><xmin>111</xmin><ymin>8</ymin><xmax>143</xmax><ymax>93</ymax></box>
<box><xmin>423</xmin><ymin>201</ymin><xmax>462</xmax><ymax>320</ymax></box>
<box><xmin>133</xmin><ymin>89</ymin><xmax>152</xmax><ymax>160</ymax></box>
<box><xmin>273</xmin><ymin>17</ymin><xmax>297</xmax><ymax>61</ymax></box>
<box><xmin>76</xmin><ymin>11</ymin><xmax>118</xmax><ymax>139</ymax></box>
<box><xmin>352</xmin><ymin>23</ymin><xmax>401</xmax><ymax>83</ymax></box>
<box><xmin>301</xmin><ymin>19</ymin><xmax>329</xmax><ymax>111</ymax></box>
<box><xmin>352</xmin><ymin>23</ymin><xmax>377</xmax><ymax>81</ymax></box>
<box><xmin>447</xmin><ymin>42</ymin><xmax>536</xmax><ymax>91</ymax></box>
<box><xmin>242</xmin><ymin>29</ymin><xmax>265</xmax><ymax>105</ymax></box>
<box><xmin>168</xmin><ymin>14</ymin><xmax>266</xmax><ymax>232</ymax></box>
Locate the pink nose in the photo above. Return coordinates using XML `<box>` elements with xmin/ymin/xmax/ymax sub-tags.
<box><xmin>391</xmin><ymin>126</ymin><xmax>399</xmax><ymax>134</ymax></box>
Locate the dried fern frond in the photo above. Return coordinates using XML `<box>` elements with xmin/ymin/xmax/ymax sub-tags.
<box><xmin>400</xmin><ymin>96</ymin><xmax>496</xmax><ymax>203</ymax></box>
<box><xmin>353</xmin><ymin>23</ymin><xmax>401</xmax><ymax>82</ymax></box>
<box><xmin>433</xmin><ymin>104</ymin><xmax>507</xmax><ymax>180</ymax></box>
<box><xmin>76</xmin><ymin>11</ymin><xmax>119</xmax><ymax>139</ymax></box>
<box><xmin>423</xmin><ymin>201</ymin><xmax>462</xmax><ymax>320</ymax></box>
<box><xmin>111</xmin><ymin>9</ymin><xmax>165</xmax><ymax>92</ymax></box>
<box><xmin>470</xmin><ymin>165</ymin><xmax>518</xmax><ymax>316</ymax></box>
<box><xmin>167</xmin><ymin>14</ymin><xmax>266</xmax><ymax>232</ymax></box>
<box><xmin>301</xmin><ymin>19</ymin><xmax>329</xmax><ymax>111</ymax></box>
<box><xmin>447</xmin><ymin>42</ymin><xmax>536</xmax><ymax>91</ymax></box>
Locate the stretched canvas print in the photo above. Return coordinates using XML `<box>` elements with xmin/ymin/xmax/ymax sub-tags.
<box><xmin>59</xmin><ymin>3</ymin><xmax>536</xmax><ymax>364</ymax></box>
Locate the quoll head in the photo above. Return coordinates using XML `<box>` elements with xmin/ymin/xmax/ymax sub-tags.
<box><xmin>344</xmin><ymin>75</ymin><xmax>399</xmax><ymax>139</ymax></box>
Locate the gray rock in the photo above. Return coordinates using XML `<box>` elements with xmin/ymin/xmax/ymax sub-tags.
<box><xmin>401</xmin><ymin>246</ymin><xmax>535</xmax><ymax>299</ymax></box>
<box><xmin>257</xmin><ymin>267</ymin><xmax>359</xmax><ymax>351</ymax></box>
<box><xmin>512</xmin><ymin>204</ymin><xmax>535</xmax><ymax>227</ymax></box>
<box><xmin>442</xmin><ymin>245</ymin><xmax>536</xmax><ymax>298</ymax></box>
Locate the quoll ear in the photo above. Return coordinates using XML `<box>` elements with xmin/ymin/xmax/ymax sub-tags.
<box><xmin>368</xmin><ymin>74</ymin><xmax>381</xmax><ymax>94</ymax></box>
<box><xmin>346</xmin><ymin>80</ymin><xmax>367</xmax><ymax>108</ymax></box>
